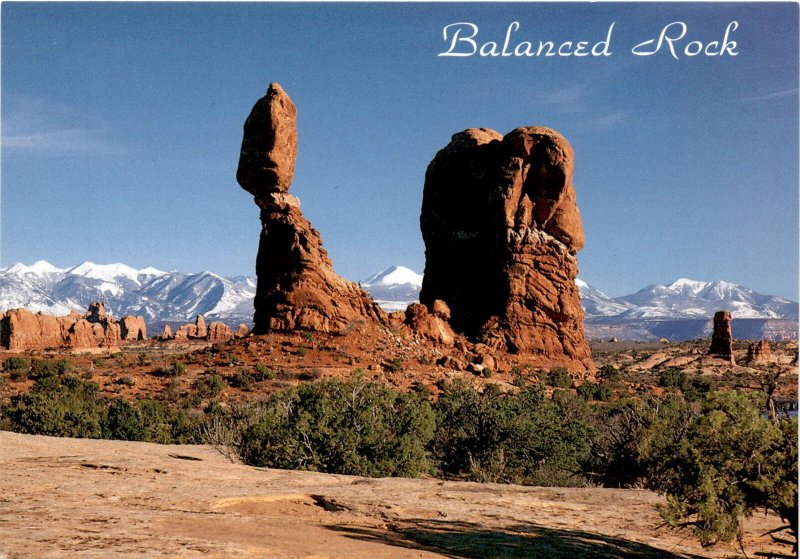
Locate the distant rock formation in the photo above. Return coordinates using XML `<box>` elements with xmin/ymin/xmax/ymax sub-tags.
<box><xmin>160</xmin><ymin>323</ymin><xmax>173</xmax><ymax>340</ymax></box>
<box><xmin>236</xmin><ymin>83</ymin><xmax>385</xmax><ymax>334</ymax></box>
<box><xmin>709</xmin><ymin>310</ymin><xmax>735</xmax><ymax>363</ymax></box>
<box><xmin>166</xmin><ymin>315</ymin><xmax>238</xmax><ymax>343</ymax></box>
<box><xmin>207</xmin><ymin>322</ymin><xmax>234</xmax><ymax>343</ymax></box>
<box><xmin>0</xmin><ymin>303</ymin><xmax>146</xmax><ymax>350</ymax></box>
<box><xmin>418</xmin><ymin>127</ymin><xmax>592</xmax><ymax>371</ymax></box>
<box><xmin>120</xmin><ymin>315</ymin><xmax>147</xmax><ymax>341</ymax></box>
<box><xmin>745</xmin><ymin>340</ymin><xmax>771</xmax><ymax>364</ymax></box>
<box><xmin>173</xmin><ymin>315</ymin><xmax>206</xmax><ymax>340</ymax></box>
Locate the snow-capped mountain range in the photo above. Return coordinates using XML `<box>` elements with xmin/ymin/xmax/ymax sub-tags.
<box><xmin>0</xmin><ymin>262</ymin><xmax>796</xmax><ymax>340</ymax></box>
<box><xmin>577</xmin><ymin>277</ymin><xmax>798</xmax><ymax>321</ymax></box>
<box><xmin>0</xmin><ymin>261</ymin><xmax>256</xmax><ymax>324</ymax></box>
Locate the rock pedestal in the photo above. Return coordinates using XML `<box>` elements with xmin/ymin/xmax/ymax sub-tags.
<box><xmin>419</xmin><ymin>126</ymin><xmax>592</xmax><ymax>371</ymax></box>
<box><xmin>709</xmin><ymin>310</ymin><xmax>735</xmax><ymax>363</ymax></box>
<box><xmin>236</xmin><ymin>83</ymin><xmax>385</xmax><ymax>334</ymax></box>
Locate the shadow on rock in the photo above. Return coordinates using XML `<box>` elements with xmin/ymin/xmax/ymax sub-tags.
<box><xmin>327</xmin><ymin>519</ymin><xmax>705</xmax><ymax>559</ymax></box>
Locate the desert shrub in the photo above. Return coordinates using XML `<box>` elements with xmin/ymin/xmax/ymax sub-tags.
<box><xmin>384</xmin><ymin>357</ymin><xmax>405</xmax><ymax>373</ymax></box>
<box><xmin>595</xmin><ymin>384</ymin><xmax>613</xmax><ymax>401</ymax></box>
<box><xmin>598</xmin><ymin>364</ymin><xmax>620</xmax><ymax>380</ymax></box>
<box><xmin>3</xmin><ymin>357</ymin><xmax>28</xmax><ymax>373</ymax></box>
<box><xmin>171</xmin><ymin>362</ymin><xmax>188</xmax><ymax>376</ymax></box>
<box><xmin>680</xmin><ymin>375</ymin><xmax>714</xmax><ymax>402</ymax></box>
<box><xmin>655</xmin><ymin>391</ymin><xmax>797</xmax><ymax>549</ymax></box>
<box><xmin>431</xmin><ymin>381</ymin><xmax>594</xmax><ymax>486</ymax></box>
<box><xmin>6</xmin><ymin>375</ymin><xmax>105</xmax><ymax>438</ymax></box>
<box><xmin>577</xmin><ymin>381</ymin><xmax>612</xmax><ymax>401</ymax></box>
<box><xmin>195</xmin><ymin>374</ymin><xmax>226</xmax><ymax>399</ymax></box>
<box><xmin>658</xmin><ymin>369</ymin><xmax>714</xmax><ymax>401</ymax></box>
<box><xmin>253</xmin><ymin>362</ymin><xmax>276</xmax><ymax>381</ymax></box>
<box><xmin>658</xmin><ymin>368</ymin><xmax>686</xmax><ymax>389</ymax></box>
<box><xmin>547</xmin><ymin>367</ymin><xmax>573</xmax><ymax>389</ymax></box>
<box><xmin>103</xmin><ymin>399</ymin><xmax>145</xmax><ymax>441</ymax></box>
<box><xmin>584</xmin><ymin>394</ymin><xmax>693</xmax><ymax>488</ymax></box>
<box><xmin>577</xmin><ymin>382</ymin><xmax>598</xmax><ymax>400</ymax></box>
<box><xmin>297</xmin><ymin>369</ymin><xmax>322</xmax><ymax>381</ymax></box>
<box><xmin>239</xmin><ymin>377</ymin><xmax>435</xmax><ymax>478</ymax></box>
<box><xmin>29</xmin><ymin>358</ymin><xmax>72</xmax><ymax>380</ymax></box>
<box><xmin>227</xmin><ymin>369</ymin><xmax>254</xmax><ymax>389</ymax></box>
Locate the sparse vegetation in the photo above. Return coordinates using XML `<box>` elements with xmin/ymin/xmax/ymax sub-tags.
<box><xmin>547</xmin><ymin>367</ymin><xmax>573</xmax><ymax>389</ymax></box>
<box><xmin>238</xmin><ymin>376</ymin><xmax>435</xmax><ymax>478</ymax></box>
<box><xmin>194</xmin><ymin>374</ymin><xmax>226</xmax><ymax>399</ymax></box>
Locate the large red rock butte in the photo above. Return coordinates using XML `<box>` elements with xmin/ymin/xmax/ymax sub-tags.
<box><xmin>419</xmin><ymin>127</ymin><xmax>593</xmax><ymax>371</ymax></box>
<box><xmin>236</xmin><ymin>83</ymin><xmax>385</xmax><ymax>334</ymax></box>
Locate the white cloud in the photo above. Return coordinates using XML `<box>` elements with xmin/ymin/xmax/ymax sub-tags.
<box><xmin>1</xmin><ymin>95</ymin><xmax>122</xmax><ymax>155</ymax></box>
<box><xmin>738</xmin><ymin>88</ymin><xmax>798</xmax><ymax>102</ymax></box>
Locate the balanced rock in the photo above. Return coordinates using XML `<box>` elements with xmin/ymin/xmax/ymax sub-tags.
<box><xmin>419</xmin><ymin>126</ymin><xmax>592</xmax><ymax>371</ymax></box>
<box><xmin>745</xmin><ymin>340</ymin><xmax>771</xmax><ymax>363</ymax></box>
<box><xmin>708</xmin><ymin>310</ymin><xmax>735</xmax><ymax>363</ymax></box>
<box><xmin>236</xmin><ymin>83</ymin><xmax>385</xmax><ymax>334</ymax></box>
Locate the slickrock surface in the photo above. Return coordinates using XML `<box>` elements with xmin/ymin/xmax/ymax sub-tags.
<box><xmin>420</xmin><ymin>127</ymin><xmax>592</xmax><ymax>372</ymax></box>
<box><xmin>0</xmin><ymin>431</ymin><xmax>788</xmax><ymax>559</ymax></box>
<box><xmin>236</xmin><ymin>83</ymin><xmax>385</xmax><ymax>335</ymax></box>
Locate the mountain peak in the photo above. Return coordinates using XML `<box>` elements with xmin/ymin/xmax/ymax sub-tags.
<box><xmin>363</xmin><ymin>266</ymin><xmax>423</xmax><ymax>287</ymax></box>
<box><xmin>4</xmin><ymin>260</ymin><xmax>64</xmax><ymax>276</ymax></box>
<box><xmin>667</xmin><ymin>278</ymin><xmax>709</xmax><ymax>293</ymax></box>
<box><xmin>67</xmin><ymin>261</ymin><xmax>143</xmax><ymax>282</ymax></box>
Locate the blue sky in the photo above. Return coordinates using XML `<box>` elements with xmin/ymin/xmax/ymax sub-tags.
<box><xmin>2</xmin><ymin>2</ymin><xmax>797</xmax><ymax>299</ymax></box>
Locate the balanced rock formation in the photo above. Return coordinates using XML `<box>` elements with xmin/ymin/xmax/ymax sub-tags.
<box><xmin>236</xmin><ymin>83</ymin><xmax>384</xmax><ymax>334</ymax></box>
<box><xmin>0</xmin><ymin>304</ymin><xmax>146</xmax><ymax>350</ymax></box>
<box><xmin>745</xmin><ymin>340</ymin><xmax>771</xmax><ymax>364</ymax></box>
<box><xmin>419</xmin><ymin>127</ymin><xmax>592</xmax><ymax>371</ymax></box>
<box><xmin>708</xmin><ymin>310</ymin><xmax>735</xmax><ymax>363</ymax></box>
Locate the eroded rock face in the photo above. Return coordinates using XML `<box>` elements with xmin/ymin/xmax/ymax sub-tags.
<box><xmin>709</xmin><ymin>310</ymin><xmax>735</xmax><ymax>363</ymax></box>
<box><xmin>237</xmin><ymin>83</ymin><xmax>385</xmax><ymax>334</ymax></box>
<box><xmin>419</xmin><ymin>127</ymin><xmax>592</xmax><ymax>371</ymax></box>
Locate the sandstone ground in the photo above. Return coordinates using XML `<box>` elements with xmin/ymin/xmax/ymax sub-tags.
<box><xmin>0</xmin><ymin>431</ymin><xmax>789</xmax><ymax>559</ymax></box>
